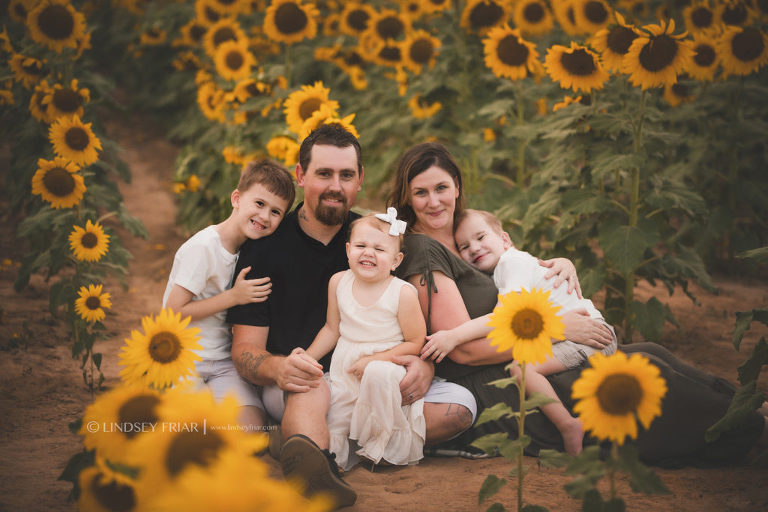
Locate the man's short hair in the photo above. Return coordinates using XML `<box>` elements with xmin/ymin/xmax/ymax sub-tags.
<box><xmin>454</xmin><ymin>209</ymin><xmax>505</xmax><ymax>237</ymax></box>
<box><xmin>299</xmin><ymin>124</ymin><xmax>362</xmax><ymax>175</ymax></box>
<box><xmin>238</xmin><ymin>159</ymin><xmax>296</xmax><ymax>207</ymax></box>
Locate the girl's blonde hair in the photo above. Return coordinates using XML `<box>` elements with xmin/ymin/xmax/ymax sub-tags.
<box><xmin>349</xmin><ymin>214</ymin><xmax>404</xmax><ymax>251</ymax></box>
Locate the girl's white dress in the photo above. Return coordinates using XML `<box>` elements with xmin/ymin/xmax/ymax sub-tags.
<box><xmin>327</xmin><ymin>270</ymin><xmax>426</xmax><ymax>470</ymax></box>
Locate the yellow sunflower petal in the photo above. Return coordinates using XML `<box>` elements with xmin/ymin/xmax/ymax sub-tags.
<box><xmin>68</xmin><ymin>219</ymin><xmax>110</xmax><ymax>262</ymax></box>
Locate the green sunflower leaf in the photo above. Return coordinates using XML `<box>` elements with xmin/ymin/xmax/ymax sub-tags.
<box><xmin>733</xmin><ymin>310</ymin><xmax>768</xmax><ymax>350</ymax></box>
<box><xmin>737</xmin><ymin>337</ymin><xmax>768</xmax><ymax>386</ymax></box>
<box><xmin>630</xmin><ymin>298</ymin><xmax>667</xmax><ymax>341</ymax></box>
<box><xmin>498</xmin><ymin>436</ymin><xmax>530</xmax><ymax>461</ymax></box>
<box><xmin>471</xmin><ymin>433</ymin><xmax>510</xmax><ymax>455</ymax></box>
<box><xmin>538</xmin><ymin>449</ymin><xmax>572</xmax><ymax>469</ymax></box>
<box><xmin>616</xmin><ymin>444</ymin><xmax>670</xmax><ymax>495</ymax></box>
<box><xmin>598</xmin><ymin>223</ymin><xmax>659</xmax><ymax>275</ymax></box>
<box><xmin>475</xmin><ymin>403</ymin><xmax>519</xmax><ymax>426</ymax></box>
<box><xmin>485</xmin><ymin>503</ymin><xmax>506</xmax><ymax>512</ymax></box>
<box><xmin>705</xmin><ymin>380</ymin><xmax>765</xmax><ymax>442</ymax></box>
<box><xmin>522</xmin><ymin>391</ymin><xmax>559</xmax><ymax>411</ymax></box>
<box><xmin>486</xmin><ymin>376</ymin><xmax>519</xmax><ymax>389</ymax></box>
<box><xmin>737</xmin><ymin>247</ymin><xmax>768</xmax><ymax>263</ymax></box>
<box><xmin>478</xmin><ymin>475</ymin><xmax>507</xmax><ymax>504</ymax></box>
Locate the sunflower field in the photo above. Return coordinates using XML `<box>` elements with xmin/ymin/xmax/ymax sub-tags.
<box><xmin>2</xmin><ymin>0</ymin><xmax>768</xmax><ymax>510</ymax></box>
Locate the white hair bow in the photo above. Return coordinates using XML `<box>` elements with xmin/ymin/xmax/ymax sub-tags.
<box><xmin>375</xmin><ymin>207</ymin><xmax>407</xmax><ymax>236</ymax></box>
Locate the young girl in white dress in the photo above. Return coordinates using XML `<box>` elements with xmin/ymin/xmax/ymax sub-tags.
<box><xmin>306</xmin><ymin>208</ymin><xmax>427</xmax><ymax>470</ymax></box>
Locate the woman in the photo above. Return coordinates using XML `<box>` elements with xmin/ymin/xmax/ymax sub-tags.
<box><xmin>389</xmin><ymin>142</ymin><xmax>766</xmax><ymax>466</ymax></box>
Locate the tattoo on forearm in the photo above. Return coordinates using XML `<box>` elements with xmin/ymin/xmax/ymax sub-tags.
<box><xmin>237</xmin><ymin>352</ymin><xmax>268</xmax><ymax>381</ymax></box>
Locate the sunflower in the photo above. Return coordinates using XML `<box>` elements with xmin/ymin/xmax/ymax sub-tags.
<box><xmin>9</xmin><ymin>53</ymin><xmax>47</xmax><ymax>89</ymax></box>
<box><xmin>27</xmin><ymin>0</ymin><xmax>86</xmax><ymax>53</ymax></box>
<box><xmin>572</xmin><ymin>351</ymin><xmax>667</xmax><ymax>444</ymax></box>
<box><xmin>140</xmin><ymin>27</ymin><xmax>167</xmax><ymax>46</ymax></box>
<box><xmin>408</xmin><ymin>94</ymin><xmax>442</xmax><ymax>119</ymax></box>
<box><xmin>267</xmin><ymin>135</ymin><xmax>300</xmax><ymax>167</ymax></box>
<box><xmin>367</xmin><ymin>9</ymin><xmax>411</xmax><ymax>42</ymax></box>
<box><xmin>69</xmin><ymin>220</ymin><xmax>110</xmax><ymax>262</ymax></box>
<box><xmin>718</xmin><ymin>25</ymin><xmax>768</xmax><ymax>76</ymax></box>
<box><xmin>553</xmin><ymin>0</ymin><xmax>583</xmax><ymax>36</ymax></box>
<box><xmin>186</xmin><ymin>175</ymin><xmax>201</xmax><ymax>192</ymax></box>
<box><xmin>232</xmin><ymin>78</ymin><xmax>270</xmax><ymax>102</ymax></box>
<box><xmin>399</xmin><ymin>0</ymin><xmax>424</xmax><ymax>22</ymax></box>
<box><xmin>206</xmin><ymin>0</ymin><xmax>250</xmax><ymax>16</ymax></box>
<box><xmin>300</xmin><ymin>109</ymin><xmax>359</xmax><ymax>139</ymax></box>
<box><xmin>283</xmin><ymin>81</ymin><xmax>339</xmax><ymax>135</ymax></box>
<box><xmin>29</xmin><ymin>80</ymin><xmax>52</xmax><ymax>122</ymax></box>
<box><xmin>1</xmin><ymin>26</ymin><xmax>13</xmax><ymax>54</ymax></box>
<box><xmin>513</xmin><ymin>0</ymin><xmax>554</xmax><ymax>36</ymax></box>
<box><xmin>42</xmin><ymin>79</ymin><xmax>90</xmax><ymax>120</ymax></box>
<box><xmin>263</xmin><ymin>0</ymin><xmax>319</xmax><ymax>44</ymax></box>
<box><xmin>339</xmin><ymin>2</ymin><xmax>376</xmax><ymax>37</ymax></box>
<box><xmin>203</xmin><ymin>18</ymin><xmax>247</xmax><ymax>57</ymax></box>
<box><xmin>402</xmin><ymin>29</ymin><xmax>441</xmax><ymax>73</ymax></box>
<box><xmin>754</xmin><ymin>0</ymin><xmax>768</xmax><ymax>20</ymax></box>
<box><xmin>75</xmin><ymin>284</ymin><xmax>112</xmax><ymax>323</ymax></box>
<box><xmin>49</xmin><ymin>115</ymin><xmax>102</xmax><ymax>166</ymax></box>
<box><xmin>683</xmin><ymin>1</ymin><xmax>719</xmax><ymax>36</ymax></box>
<box><xmin>663</xmin><ymin>79</ymin><xmax>695</xmax><ymax>107</ymax></box>
<box><xmin>347</xmin><ymin>66</ymin><xmax>368</xmax><ymax>90</ymax></box>
<box><xmin>617</xmin><ymin>0</ymin><xmax>648</xmax><ymax>21</ymax></box>
<box><xmin>572</xmin><ymin>0</ymin><xmax>612</xmax><ymax>34</ymax></box>
<box><xmin>687</xmin><ymin>33</ymin><xmax>721</xmax><ymax>81</ymax></box>
<box><xmin>714</xmin><ymin>0</ymin><xmax>754</xmax><ymax>27</ymax></box>
<box><xmin>589</xmin><ymin>11</ymin><xmax>640</xmax><ymax>73</ymax></box>
<box><xmin>422</xmin><ymin>0</ymin><xmax>451</xmax><ymax>15</ymax></box>
<box><xmin>622</xmin><ymin>19</ymin><xmax>695</xmax><ymax>90</ymax></box>
<box><xmin>482</xmin><ymin>25</ymin><xmax>539</xmax><ymax>80</ymax></box>
<box><xmin>545</xmin><ymin>41</ymin><xmax>609</xmax><ymax>93</ymax></box>
<box><xmin>174</xmin><ymin>19</ymin><xmax>208</xmax><ymax>48</ymax></box>
<box><xmin>80</xmin><ymin>384</ymin><xmax>162</xmax><ymax>462</ymax></box>
<box><xmin>373</xmin><ymin>40</ymin><xmax>405</xmax><ymax>67</ymax></box>
<box><xmin>8</xmin><ymin>0</ymin><xmax>34</xmax><ymax>23</ymax></box>
<box><xmin>119</xmin><ymin>308</ymin><xmax>202</xmax><ymax>389</ymax></box>
<box><xmin>486</xmin><ymin>288</ymin><xmax>564</xmax><ymax>364</ymax></box>
<box><xmin>323</xmin><ymin>12</ymin><xmax>341</xmax><ymax>36</ymax></box>
<box><xmin>78</xmin><ymin>461</ymin><xmax>139</xmax><ymax>512</ymax></box>
<box><xmin>173</xmin><ymin>51</ymin><xmax>204</xmax><ymax>71</ymax></box>
<box><xmin>145</xmin><ymin>449</ymin><xmax>330</xmax><ymax>512</ymax></box>
<box><xmin>460</xmin><ymin>0</ymin><xmax>510</xmax><ymax>35</ymax></box>
<box><xmin>552</xmin><ymin>94</ymin><xmax>584</xmax><ymax>112</ymax></box>
<box><xmin>197</xmin><ymin>81</ymin><xmax>227</xmax><ymax>123</ymax></box>
<box><xmin>132</xmin><ymin>390</ymin><xmax>266</xmax><ymax>498</ymax></box>
<box><xmin>195</xmin><ymin>0</ymin><xmax>223</xmax><ymax>25</ymax></box>
<box><xmin>31</xmin><ymin>157</ymin><xmax>85</xmax><ymax>209</ymax></box>
<box><xmin>0</xmin><ymin>89</ymin><xmax>12</xmax><ymax>106</ymax></box>
<box><xmin>214</xmin><ymin>40</ymin><xmax>255</xmax><ymax>81</ymax></box>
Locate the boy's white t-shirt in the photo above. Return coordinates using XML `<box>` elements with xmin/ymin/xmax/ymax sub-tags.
<box><xmin>493</xmin><ymin>248</ymin><xmax>603</xmax><ymax>320</ymax></box>
<box><xmin>162</xmin><ymin>225</ymin><xmax>238</xmax><ymax>361</ymax></box>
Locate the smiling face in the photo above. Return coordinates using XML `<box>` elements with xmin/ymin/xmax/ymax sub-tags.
<box><xmin>296</xmin><ymin>144</ymin><xmax>362</xmax><ymax>226</ymax></box>
<box><xmin>231</xmin><ymin>182</ymin><xmax>290</xmax><ymax>240</ymax></box>
<box><xmin>346</xmin><ymin>220</ymin><xmax>404</xmax><ymax>284</ymax></box>
<box><xmin>407</xmin><ymin>165</ymin><xmax>460</xmax><ymax>234</ymax></box>
<box><xmin>454</xmin><ymin>211</ymin><xmax>511</xmax><ymax>273</ymax></box>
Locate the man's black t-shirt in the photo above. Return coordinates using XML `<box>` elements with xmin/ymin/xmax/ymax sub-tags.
<box><xmin>226</xmin><ymin>202</ymin><xmax>360</xmax><ymax>370</ymax></box>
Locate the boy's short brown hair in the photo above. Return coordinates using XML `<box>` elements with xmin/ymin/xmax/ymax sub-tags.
<box><xmin>349</xmin><ymin>214</ymin><xmax>404</xmax><ymax>251</ymax></box>
<box><xmin>237</xmin><ymin>159</ymin><xmax>296</xmax><ymax>208</ymax></box>
<box><xmin>454</xmin><ymin>209</ymin><xmax>505</xmax><ymax>237</ymax></box>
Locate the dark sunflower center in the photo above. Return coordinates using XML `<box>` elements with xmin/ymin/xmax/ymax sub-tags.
<box><xmin>65</xmin><ymin>127</ymin><xmax>90</xmax><ymax>151</ymax></box>
<box><xmin>38</xmin><ymin>4</ymin><xmax>74</xmax><ymax>40</ymax></box>
<box><xmin>117</xmin><ymin>395</ymin><xmax>161</xmax><ymax>439</ymax></box>
<box><xmin>561</xmin><ymin>48</ymin><xmax>597</xmax><ymax>76</ymax></box>
<box><xmin>145</xmin><ymin>28</ymin><xmax>161</xmax><ymax>39</ymax></box>
<box><xmin>213</xmin><ymin>27</ymin><xmax>237</xmax><ymax>47</ymax></box>
<box><xmin>671</xmin><ymin>82</ymin><xmax>690</xmax><ymax>98</ymax></box>
<box><xmin>43</xmin><ymin>167</ymin><xmax>75</xmax><ymax>197</ymax></box>
<box><xmin>275</xmin><ymin>3</ymin><xmax>308</xmax><ymax>34</ymax></box>
<box><xmin>225</xmin><ymin>49</ymin><xmax>244</xmax><ymax>70</ymax></box>
<box><xmin>469</xmin><ymin>1</ymin><xmax>504</xmax><ymax>29</ymax></box>
<box><xmin>523</xmin><ymin>2</ymin><xmax>545</xmax><ymax>23</ymax></box>
<box><xmin>690</xmin><ymin>7</ymin><xmax>713</xmax><ymax>28</ymax></box>
<box><xmin>376</xmin><ymin>16</ymin><xmax>404</xmax><ymax>39</ymax></box>
<box><xmin>722</xmin><ymin>4</ymin><xmax>747</xmax><ymax>26</ymax></box>
<box><xmin>13</xmin><ymin>2</ymin><xmax>27</xmax><ymax>19</ymax></box>
<box><xmin>639</xmin><ymin>34</ymin><xmax>678</xmax><ymax>72</ymax></box>
<box><xmin>53</xmin><ymin>89</ymin><xmax>83</xmax><ymax>113</ymax></box>
<box><xmin>379</xmin><ymin>45</ymin><xmax>402</xmax><ymax>62</ymax></box>
<box><xmin>90</xmin><ymin>473</ymin><xmax>136</xmax><ymax>512</ymax></box>
<box><xmin>343</xmin><ymin>51</ymin><xmax>363</xmax><ymax>67</ymax></box>
<box><xmin>246</xmin><ymin>83</ymin><xmax>264</xmax><ymax>96</ymax></box>
<box><xmin>584</xmin><ymin>1</ymin><xmax>608</xmax><ymax>24</ymax></box>
<box><xmin>298</xmin><ymin>98</ymin><xmax>322</xmax><ymax>120</ymax></box>
<box><xmin>81</xmin><ymin>232</ymin><xmax>99</xmax><ymax>249</ymax></box>
<box><xmin>693</xmin><ymin>43</ymin><xmax>715</xmax><ymax>67</ymax></box>
<box><xmin>596</xmin><ymin>373</ymin><xmax>643</xmax><ymax>415</ymax></box>
<box><xmin>190</xmin><ymin>24</ymin><xmax>206</xmax><ymax>42</ymax></box>
<box><xmin>607</xmin><ymin>26</ymin><xmax>638</xmax><ymax>55</ymax></box>
<box><xmin>204</xmin><ymin>7</ymin><xmax>220</xmax><ymax>23</ymax></box>
<box><xmin>407</xmin><ymin>2</ymin><xmax>419</xmax><ymax>14</ymax></box>
<box><xmin>731</xmin><ymin>27</ymin><xmax>764</xmax><ymax>62</ymax></box>
<box><xmin>497</xmin><ymin>35</ymin><xmax>529</xmax><ymax>66</ymax></box>
<box><xmin>85</xmin><ymin>296</ymin><xmax>102</xmax><ymax>310</ymax></box>
<box><xmin>347</xmin><ymin>9</ymin><xmax>370</xmax><ymax>32</ymax></box>
<box><xmin>409</xmin><ymin>39</ymin><xmax>434</xmax><ymax>64</ymax></box>
<box><xmin>165</xmin><ymin>430</ymin><xmax>224</xmax><ymax>477</ymax></box>
<box><xmin>22</xmin><ymin>60</ymin><xmax>44</xmax><ymax>76</ymax></box>
<box><xmin>217</xmin><ymin>0</ymin><xmax>237</xmax><ymax>6</ymax></box>
<box><xmin>149</xmin><ymin>332</ymin><xmax>182</xmax><ymax>363</ymax></box>
<box><xmin>567</xmin><ymin>6</ymin><xmax>575</xmax><ymax>24</ymax></box>
<box><xmin>511</xmin><ymin>308</ymin><xmax>543</xmax><ymax>340</ymax></box>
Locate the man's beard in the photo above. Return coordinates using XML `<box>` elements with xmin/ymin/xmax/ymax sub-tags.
<box><xmin>315</xmin><ymin>191</ymin><xmax>348</xmax><ymax>226</ymax></box>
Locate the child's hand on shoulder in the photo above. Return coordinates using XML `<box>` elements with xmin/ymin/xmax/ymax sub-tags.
<box><xmin>420</xmin><ymin>330</ymin><xmax>456</xmax><ymax>363</ymax></box>
<box><xmin>230</xmin><ymin>266</ymin><xmax>272</xmax><ymax>305</ymax></box>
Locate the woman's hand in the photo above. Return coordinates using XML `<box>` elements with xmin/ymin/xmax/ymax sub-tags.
<box><xmin>561</xmin><ymin>309</ymin><xmax>614</xmax><ymax>348</ymax></box>
<box><xmin>393</xmin><ymin>355</ymin><xmax>434</xmax><ymax>405</ymax></box>
<box><xmin>538</xmin><ymin>258</ymin><xmax>582</xmax><ymax>298</ymax></box>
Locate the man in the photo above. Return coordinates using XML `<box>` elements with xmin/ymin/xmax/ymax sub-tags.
<box><xmin>226</xmin><ymin>125</ymin><xmax>476</xmax><ymax>507</ymax></box>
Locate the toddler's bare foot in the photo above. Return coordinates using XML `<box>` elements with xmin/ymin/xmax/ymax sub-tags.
<box><xmin>759</xmin><ymin>401</ymin><xmax>768</xmax><ymax>417</ymax></box>
<box><xmin>561</xmin><ymin>418</ymin><xmax>584</xmax><ymax>456</ymax></box>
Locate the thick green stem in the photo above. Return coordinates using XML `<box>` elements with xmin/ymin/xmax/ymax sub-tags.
<box><xmin>515</xmin><ymin>85</ymin><xmax>526</xmax><ymax>186</ymax></box>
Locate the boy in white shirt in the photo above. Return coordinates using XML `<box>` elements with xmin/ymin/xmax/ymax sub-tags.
<box><xmin>421</xmin><ymin>209</ymin><xmax>617</xmax><ymax>455</ymax></box>
<box><xmin>163</xmin><ymin>160</ymin><xmax>295</xmax><ymax>429</ymax></box>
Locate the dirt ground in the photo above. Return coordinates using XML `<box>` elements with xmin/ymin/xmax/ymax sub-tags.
<box><xmin>1</xmin><ymin>119</ymin><xmax>767</xmax><ymax>511</ymax></box>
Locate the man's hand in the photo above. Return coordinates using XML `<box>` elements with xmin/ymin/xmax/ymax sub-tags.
<box><xmin>562</xmin><ymin>309</ymin><xmax>614</xmax><ymax>348</ymax></box>
<box><xmin>275</xmin><ymin>347</ymin><xmax>324</xmax><ymax>393</ymax></box>
<box><xmin>393</xmin><ymin>354</ymin><xmax>434</xmax><ymax>406</ymax></box>
<box><xmin>420</xmin><ymin>330</ymin><xmax>457</xmax><ymax>363</ymax></box>
<box><xmin>229</xmin><ymin>266</ymin><xmax>272</xmax><ymax>305</ymax></box>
